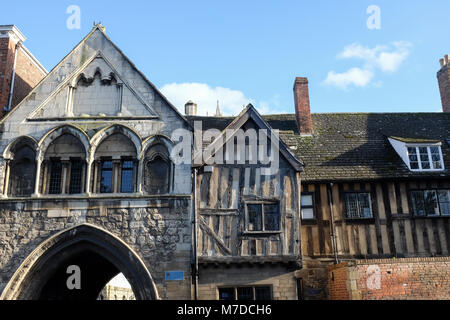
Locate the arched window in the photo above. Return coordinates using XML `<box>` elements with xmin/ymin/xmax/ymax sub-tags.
<box><xmin>144</xmin><ymin>143</ymin><xmax>171</xmax><ymax>194</ymax></box>
<box><xmin>43</xmin><ymin>134</ymin><xmax>87</xmax><ymax>195</ymax></box>
<box><xmin>94</xmin><ymin>133</ymin><xmax>138</xmax><ymax>194</ymax></box>
<box><xmin>7</xmin><ymin>142</ymin><xmax>37</xmax><ymax>197</ymax></box>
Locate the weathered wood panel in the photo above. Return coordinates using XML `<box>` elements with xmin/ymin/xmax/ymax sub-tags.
<box><xmin>301</xmin><ymin>178</ymin><xmax>450</xmax><ymax>260</ymax></box>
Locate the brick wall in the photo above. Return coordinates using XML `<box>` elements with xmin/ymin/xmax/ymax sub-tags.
<box><xmin>0</xmin><ymin>37</ymin><xmax>45</xmax><ymax>118</ymax></box>
<box><xmin>0</xmin><ymin>38</ymin><xmax>15</xmax><ymax>113</ymax></box>
<box><xmin>329</xmin><ymin>257</ymin><xmax>450</xmax><ymax>300</ymax></box>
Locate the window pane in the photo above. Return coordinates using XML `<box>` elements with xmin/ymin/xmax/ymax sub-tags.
<box><xmin>411</xmin><ymin>191</ymin><xmax>425</xmax><ymax>216</ymax></box>
<box><xmin>69</xmin><ymin>160</ymin><xmax>83</xmax><ymax>194</ymax></box>
<box><xmin>424</xmin><ymin>190</ymin><xmax>439</xmax><ymax>215</ymax></box>
<box><xmin>247</xmin><ymin>204</ymin><xmax>262</xmax><ymax>231</ymax></box>
<box><xmin>438</xmin><ymin>190</ymin><xmax>450</xmax><ymax>216</ymax></box>
<box><xmin>48</xmin><ymin>161</ymin><xmax>62</xmax><ymax>194</ymax></box>
<box><xmin>301</xmin><ymin>195</ymin><xmax>313</xmax><ymax>206</ymax></box>
<box><xmin>264</xmin><ymin>204</ymin><xmax>280</xmax><ymax>231</ymax></box>
<box><xmin>237</xmin><ymin>287</ymin><xmax>253</xmax><ymax>300</ymax></box>
<box><xmin>358</xmin><ymin>193</ymin><xmax>372</xmax><ymax>218</ymax></box>
<box><xmin>219</xmin><ymin>288</ymin><xmax>234</xmax><ymax>301</ymax></box>
<box><xmin>255</xmin><ymin>287</ymin><xmax>272</xmax><ymax>300</ymax></box>
<box><xmin>100</xmin><ymin>161</ymin><xmax>113</xmax><ymax>193</ymax></box>
<box><xmin>408</xmin><ymin>147</ymin><xmax>419</xmax><ymax>169</ymax></box>
<box><xmin>430</xmin><ymin>147</ymin><xmax>443</xmax><ymax>169</ymax></box>
<box><xmin>301</xmin><ymin>208</ymin><xmax>315</xmax><ymax>220</ymax></box>
<box><xmin>146</xmin><ymin>157</ymin><xmax>170</xmax><ymax>194</ymax></box>
<box><xmin>345</xmin><ymin>194</ymin><xmax>359</xmax><ymax>218</ymax></box>
<box><xmin>419</xmin><ymin>147</ymin><xmax>430</xmax><ymax>169</ymax></box>
<box><xmin>121</xmin><ymin>160</ymin><xmax>134</xmax><ymax>193</ymax></box>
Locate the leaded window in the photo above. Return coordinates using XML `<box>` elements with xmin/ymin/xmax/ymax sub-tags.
<box><xmin>407</xmin><ymin>146</ymin><xmax>444</xmax><ymax>171</ymax></box>
<box><xmin>48</xmin><ymin>160</ymin><xmax>62</xmax><ymax>195</ymax></box>
<box><xmin>219</xmin><ymin>286</ymin><xmax>272</xmax><ymax>301</ymax></box>
<box><xmin>100</xmin><ymin>160</ymin><xmax>113</xmax><ymax>193</ymax></box>
<box><xmin>69</xmin><ymin>160</ymin><xmax>83</xmax><ymax>194</ymax></box>
<box><xmin>246</xmin><ymin>202</ymin><xmax>280</xmax><ymax>232</ymax></box>
<box><xmin>121</xmin><ymin>160</ymin><xmax>134</xmax><ymax>193</ymax></box>
<box><xmin>411</xmin><ymin>189</ymin><xmax>450</xmax><ymax>217</ymax></box>
<box><xmin>344</xmin><ymin>192</ymin><xmax>373</xmax><ymax>219</ymax></box>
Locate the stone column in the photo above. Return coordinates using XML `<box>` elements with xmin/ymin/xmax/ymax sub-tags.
<box><xmin>33</xmin><ymin>152</ymin><xmax>43</xmax><ymax>197</ymax></box>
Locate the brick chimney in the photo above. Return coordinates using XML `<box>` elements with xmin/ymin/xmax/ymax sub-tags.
<box><xmin>437</xmin><ymin>54</ymin><xmax>450</xmax><ymax>113</ymax></box>
<box><xmin>293</xmin><ymin>77</ymin><xmax>313</xmax><ymax>136</ymax></box>
<box><xmin>0</xmin><ymin>25</ymin><xmax>46</xmax><ymax>118</ymax></box>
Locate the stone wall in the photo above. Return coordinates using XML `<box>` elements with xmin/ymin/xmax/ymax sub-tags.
<box><xmin>0</xmin><ymin>197</ymin><xmax>192</xmax><ymax>299</ymax></box>
<box><xmin>329</xmin><ymin>257</ymin><xmax>450</xmax><ymax>300</ymax></box>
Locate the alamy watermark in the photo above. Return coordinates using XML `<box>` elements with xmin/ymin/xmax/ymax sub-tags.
<box><xmin>66</xmin><ymin>5</ymin><xmax>81</xmax><ymax>30</ymax></box>
<box><xmin>366</xmin><ymin>5</ymin><xmax>381</xmax><ymax>30</ymax></box>
<box><xmin>66</xmin><ymin>265</ymin><xmax>81</xmax><ymax>290</ymax></box>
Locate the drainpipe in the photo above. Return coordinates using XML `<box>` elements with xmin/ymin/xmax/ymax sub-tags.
<box><xmin>327</xmin><ymin>183</ymin><xmax>339</xmax><ymax>264</ymax></box>
<box><xmin>6</xmin><ymin>41</ymin><xmax>21</xmax><ymax>112</ymax></box>
<box><xmin>192</xmin><ymin>168</ymin><xmax>199</xmax><ymax>300</ymax></box>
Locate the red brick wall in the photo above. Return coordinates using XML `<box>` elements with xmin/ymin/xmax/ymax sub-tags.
<box><xmin>329</xmin><ymin>258</ymin><xmax>450</xmax><ymax>300</ymax></box>
<box><xmin>328</xmin><ymin>263</ymin><xmax>350</xmax><ymax>300</ymax></box>
<box><xmin>0</xmin><ymin>38</ymin><xmax>15</xmax><ymax>114</ymax></box>
<box><xmin>0</xmin><ymin>38</ymin><xmax>45</xmax><ymax>118</ymax></box>
<box><xmin>12</xmin><ymin>47</ymin><xmax>45</xmax><ymax>107</ymax></box>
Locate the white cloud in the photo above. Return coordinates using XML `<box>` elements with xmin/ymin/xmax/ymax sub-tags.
<box><xmin>160</xmin><ymin>82</ymin><xmax>286</xmax><ymax>116</ymax></box>
<box><xmin>324</xmin><ymin>68</ymin><xmax>374</xmax><ymax>89</ymax></box>
<box><xmin>325</xmin><ymin>41</ymin><xmax>412</xmax><ymax>89</ymax></box>
<box><xmin>160</xmin><ymin>82</ymin><xmax>251</xmax><ymax>116</ymax></box>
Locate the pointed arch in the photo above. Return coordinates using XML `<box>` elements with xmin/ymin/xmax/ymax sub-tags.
<box><xmin>3</xmin><ymin>136</ymin><xmax>38</xmax><ymax>160</ymax></box>
<box><xmin>0</xmin><ymin>224</ymin><xmax>159</xmax><ymax>300</ymax></box>
<box><xmin>142</xmin><ymin>135</ymin><xmax>174</xmax><ymax>195</ymax></box>
<box><xmin>90</xmin><ymin>124</ymin><xmax>142</xmax><ymax>159</ymax></box>
<box><xmin>141</xmin><ymin>134</ymin><xmax>174</xmax><ymax>160</ymax></box>
<box><xmin>39</xmin><ymin>125</ymin><xmax>90</xmax><ymax>160</ymax></box>
<box><xmin>3</xmin><ymin>136</ymin><xmax>38</xmax><ymax>197</ymax></box>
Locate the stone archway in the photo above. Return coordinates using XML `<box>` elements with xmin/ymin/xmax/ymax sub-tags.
<box><xmin>0</xmin><ymin>224</ymin><xmax>159</xmax><ymax>300</ymax></box>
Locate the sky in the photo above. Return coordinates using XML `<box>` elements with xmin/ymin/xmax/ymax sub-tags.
<box><xmin>2</xmin><ymin>1</ymin><xmax>450</xmax><ymax>116</ymax></box>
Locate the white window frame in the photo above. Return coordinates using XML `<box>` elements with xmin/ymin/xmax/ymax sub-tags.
<box><xmin>406</xmin><ymin>144</ymin><xmax>445</xmax><ymax>172</ymax></box>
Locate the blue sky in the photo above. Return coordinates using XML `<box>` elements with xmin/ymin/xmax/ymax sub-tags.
<box><xmin>2</xmin><ymin>1</ymin><xmax>450</xmax><ymax>116</ymax></box>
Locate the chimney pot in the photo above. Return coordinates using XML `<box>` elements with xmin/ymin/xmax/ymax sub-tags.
<box><xmin>185</xmin><ymin>100</ymin><xmax>197</xmax><ymax>116</ymax></box>
<box><xmin>293</xmin><ymin>77</ymin><xmax>313</xmax><ymax>136</ymax></box>
<box><xmin>440</xmin><ymin>58</ymin><xmax>445</xmax><ymax>68</ymax></box>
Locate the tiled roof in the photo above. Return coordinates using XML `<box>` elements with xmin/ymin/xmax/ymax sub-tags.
<box><xmin>187</xmin><ymin>112</ymin><xmax>450</xmax><ymax>182</ymax></box>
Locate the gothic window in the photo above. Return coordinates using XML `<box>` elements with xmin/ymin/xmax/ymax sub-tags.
<box><xmin>8</xmin><ymin>144</ymin><xmax>36</xmax><ymax>197</ymax></box>
<box><xmin>43</xmin><ymin>133</ymin><xmax>87</xmax><ymax>195</ymax></box>
<box><xmin>144</xmin><ymin>143</ymin><xmax>171</xmax><ymax>194</ymax></box>
<box><xmin>94</xmin><ymin>132</ymin><xmax>137</xmax><ymax>194</ymax></box>
<box><xmin>121</xmin><ymin>160</ymin><xmax>135</xmax><ymax>193</ymax></box>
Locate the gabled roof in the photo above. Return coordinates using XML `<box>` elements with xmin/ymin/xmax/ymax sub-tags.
<box><xmin>0</xmin><ymin>24</ymin><xmax>190</xmax><ymax>127</ymax></box>
<box><xmin>188</xmin><ymin>112</ymin><xmax>450</xmax><ymax>182</ymax></box>
<box><xmin>188</xmin><ymin>104</ymin><xmax>303</xmax><ymax>172</ymax></box>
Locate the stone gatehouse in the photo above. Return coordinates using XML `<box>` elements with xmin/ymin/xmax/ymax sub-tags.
<box><xmin>0</xmin><ymin>24</ymin><xmax>303</xmax><ymax>300</ymax></box>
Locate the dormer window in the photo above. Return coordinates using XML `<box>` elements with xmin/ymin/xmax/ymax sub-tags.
<box><xmin>388</xmin><ymin>137</ymin><xmax>445</xmax><ymax>172</ymax></box>
<box><xmin>407</xmin><ymin>146</ymin><xmax>444</xmax><ymax>171</ymax></box>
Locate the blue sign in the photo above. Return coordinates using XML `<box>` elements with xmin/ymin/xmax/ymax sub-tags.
<box><xmin>165</xmin><ymin>271</ymin><xmax>184</xmax><ymax>281</ymax></box>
